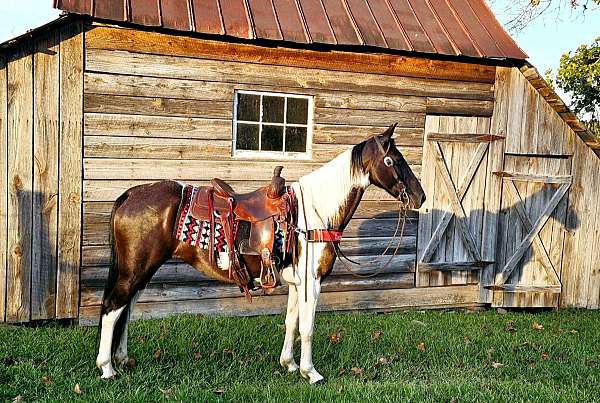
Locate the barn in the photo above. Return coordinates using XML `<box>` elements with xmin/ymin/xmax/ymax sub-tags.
<box><xmin>1</xmin><ymin>0</ymin><xmax>599</xmax><ymax>325</ymax></box>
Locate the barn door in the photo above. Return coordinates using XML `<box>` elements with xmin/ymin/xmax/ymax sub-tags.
<box><xmin>417</xmin><ymin>116</ymin><xmax>504</xmax><ymax>292</ymax></box>
<box><xmin>490</xmin><ymin>156</ymin><xmax>572</xmax><ymax>307</ymax></box>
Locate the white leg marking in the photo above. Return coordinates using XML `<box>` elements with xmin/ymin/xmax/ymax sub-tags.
<box><xmin>281</xmin><ymin>265</ymin><xmax>301</xmax><ymax>285</ymax></box>
<box><xmin>96</xmin><ymin>306</ymin><xmax>126</xmax><ymax>379</ymax></box>
<box><xmin>114</xmin><ymin>291</ymin><xmax>140</xmax><ymax>365</ymax></box>
<box><xmin>280</xmin><ymin>283</ymin><xmax>299</xmax><ymax>372</ymax></box>
<box><xmin>298</xmin><ymin>242</ymin><xmax>325</xmax><ymax>385</ymax></box>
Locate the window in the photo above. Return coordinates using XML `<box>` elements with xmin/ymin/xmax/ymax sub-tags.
<box><xmin>233</xmin><ymin>90</ymin><xmax>312</xmax><ymax>158</ymax></box>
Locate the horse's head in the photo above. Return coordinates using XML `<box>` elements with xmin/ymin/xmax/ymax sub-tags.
<box><xmin>352</xmin><ymin>123</ymin><xmax>426</xmax><ymax>209</ymax></box>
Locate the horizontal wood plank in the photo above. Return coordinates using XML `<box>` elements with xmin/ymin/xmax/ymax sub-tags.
<box><xmin>313</xmin><ymin>125</ymin><xmax>424</xmax><ymax>146</ymax></box>
<box><xmin>84</xmin><ymin>93</ymin><xmax>232</xmax><ymax>119</ymax></box>
<box><xmin>314</xmin><ymin>108</ymin><xmax>424</xmax><ymax>127</ymax></box>
<box><xmin>78</xmin><ymin>284</ymin><xmax>480</xmax><ymax>325</ymax></box>
<box><xmin>85</xmin><ymin>49</ymin><xmax>494</xmax><ymax>101</ymax></box>
<box><xmin>81</xmin><ymin>272</ymin><xmax>415</xmax><ymax>306</ymax></box>
<box><xmin>85</xmin><ymin>26</ymin><xmax>497</xmax><ymax>84</ymax></box>
<box><xmin>426</xmin><ymin>97</ymin><xmax>494</xmax><ymax>116</ymax></box>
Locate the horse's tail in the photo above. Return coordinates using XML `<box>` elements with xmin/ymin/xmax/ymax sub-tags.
<box><xmin>96</xmin><ymin>190</ymin><xmax>130</xmax><ymax>349</ymax></box>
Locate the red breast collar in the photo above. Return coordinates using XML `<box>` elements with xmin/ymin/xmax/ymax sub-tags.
<box><xmin>306</xmin><ymin>229</ymin><xmax>343</xmax><ymax>243</ymax></box>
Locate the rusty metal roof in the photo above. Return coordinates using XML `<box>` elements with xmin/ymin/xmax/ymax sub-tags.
<box><xmin>53</xmin><ymin>0</ymin><xmax>527</xmax><ymax>59</ymax></box>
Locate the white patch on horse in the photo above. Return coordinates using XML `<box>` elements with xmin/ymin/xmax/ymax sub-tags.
<box><xmin>96</xmin><ymin>305</ymin><xmax>126</xmax><ymax>379</ymax></box>
<box><xmin>280</xmin><ymin>148</ymin><xmax>369</xmax><ymax>384</ymax></box>
<box><xmin>297</xmin><ymin>149</ymin><xmax>369</xmax><ymax>227</ymax></box>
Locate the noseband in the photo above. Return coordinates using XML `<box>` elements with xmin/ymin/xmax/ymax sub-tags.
<box><xmin>373</xmin><ymin>135</ymin><xmax>411</xmax><ymax>206</ymax></box>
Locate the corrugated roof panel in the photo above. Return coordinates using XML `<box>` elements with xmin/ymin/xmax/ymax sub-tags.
<box><xmin>297</xmin><ymin>0</ymin><xmax>337</xmax><ymax>44</ymax></box>
<box><xmin>346</xmin><ymin>0</ymin><xmax>387</xmax><ymax>48</ymax></box>
<box><xmin>448</xmin><ymin>0</ymin><xmax>502</xmax><ymax>57</ymax></box>
<box><xmin>54</xmin><ymin>0</ymin><xmax>528</xmax><ymax>60</ymax></box>
<box><xmin>427</xmin><ymin>0</ymin><xmax>480</xmax><ymax>57</ymax></box>
<box><xmin>366</xmin><ymin>0</ymin><xmax>411</xmax><ymax>50</ymax></box>
<box><xmin>388</xmin><ymin>0</ymin><xmax>434</xmax><ymax>52</ymax></box>
<box><xmin>321</xmin><ymin>0</ymin><xmax>362</xmax><ymax>45</ymax></box>
<box><xmin>469</xmin><ymin>0</ymin><xmax>527</xmax><ymax>59</ymax></box>
<box><xmin>54</xmin><ymin>0</ymin><xmax>92</xmax><ymax>14</ymax></box>
<box><xmin>220</xmin><ymin>0</ymin><xmax>252</xmax><ymax>38</ymax></box>
<box><xmin>407</xmin><ymin>0</ymin><xmax>455</xmax><ymax>55</ymax></box>
<box><xmin>191</xmin><ymin>0</ymin><xmax>223</xmax><ymax>35</ymax></box>
<box><xmin>129</xmin><ymin>0</ymin><xmax>161</xmax><ymax>26</ymax></box>
<box><xmin>93</xmin><ymin>0</ymin><xmax>126</xmax><ymax>21</ymax></box>
<box><xmin>247</xmin><ymin>0</ymin><xmax>283</xmax><ymax>40</ymax></box>
<box><xmin>272</xmin><ymin>0</ymin><xmax>309</xmax><ymax>43</ymax></box>
<box><xmin>160</xmin><ymin>0</ymin><xmax>192</xmax><ymax>31</ymax></box>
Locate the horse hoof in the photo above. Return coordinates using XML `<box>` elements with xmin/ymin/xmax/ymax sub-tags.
<box><xmin>312</xmin><ymin>378</ymin><xmax>327</xmax><ymax>386</ymax></box>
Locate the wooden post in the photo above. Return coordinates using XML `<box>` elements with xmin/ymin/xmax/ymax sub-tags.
<box><xmin>0</xmin><ymin>54</ymin><xmax>7</xmax><ymax>322</ymax></box>
<box><xmin>56</xmin><ymin>22</ymin><xmax>83</xmax><ymax>319</ymax></box>
<box><xmin>6</xmin><ymin>45</ymin><xmax>34</xmax><ymax>322</ymax></box>
<box><xmin>31</xmin><ymin>32</ymin><xmax>60</xmax><ymax>320</ymax></box>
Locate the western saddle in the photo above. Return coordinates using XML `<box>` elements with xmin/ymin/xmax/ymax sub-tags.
<box><xmin>189</xmin><ymin>166</ymin><xmax>296</xmax><ymax>298</ymax></box>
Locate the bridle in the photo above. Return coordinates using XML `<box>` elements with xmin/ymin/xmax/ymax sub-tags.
<box><xmin>300</xmin><ymin>135</ymin><xmax>412</xmax><ymax>283</ymax></box>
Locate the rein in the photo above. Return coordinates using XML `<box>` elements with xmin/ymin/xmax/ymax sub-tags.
<box><xmin>296</xmin><ymin>133</ymin><xmax>412</xmax><ymax>280</ymax></box>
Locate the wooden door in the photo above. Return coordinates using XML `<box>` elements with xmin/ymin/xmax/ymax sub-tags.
<box><xmin>417</xmin><ymin>116</ymin><xmax>504</xmax><ymax>293</ymax></box>
<box><xmin>490</xmin><ymin>156</ymin><xmax>572</xmax><ymax>307</ymax></box>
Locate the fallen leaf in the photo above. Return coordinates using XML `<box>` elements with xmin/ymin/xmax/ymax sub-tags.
<box><xmin>42</xmin><ymin>376</ymin><xmax>52</xmax><ymax>385</ymax></box>
<box><xmin>491</xmin><ymin>362</ymin><xmax>504</xmax><ymax>369</ymax></box>
<box><xmin>193</xmin><ymin>352</ymin><xmax>202</xmax><ymax>361</ymax></box>
<box><xmin>124</xmin><ymin>357</ymin><xmax>137</xmax><ymax>369</ymax></box>
<box><xmin>213</xmin><ymin>388</ymin><xmax>225</xmax><ymax>395</ymax></box>
<box><xmin>153</xmin><ymin>349</ymin><xmax>162</xmax><ymax>361</ymax></box>
<box><xmin>336</xmin><ymin>385</ymin><xmax>343</xmax><ymax>394</ymax></box>
<box><xmin>504</xmin><ymin>321</ymin><xmax>517</xmax><ymax>332</ymax></box>
<box><xmin>411</xmin><ymin>319</ymin><xmax>426</xmax><ymax>326</ymax></box>
<box><xmin>417</xmin><ymin>342</ymin><xmax>426</xmax><ymax>352</ymax></box>
<box><xmin>497</xmin><ymin>308</ymin><xmax>508</xmax><ymax>314</ymax></box>
<box><xmin>159</xmin><ymin>388</ymin><xmax>173</xmax><ymax>399</ymax></box>
<box><xmin>12</xmin><ymin>396</ymin><xmax>23</xmax><ymax>403</ymax></box>
<box><xmin>378</xmin><ymin>356</ymin><xmax>388</xmax><ymax>365</ymax></box>
<box><xmin>464</xmin><ymin>336</ymin><xmax>471</xmax><ymax>345</ymax></box>
<box><xmin>450</xmin><ymin>397</ymin><xmax>459</xmax><ymax>403</ymax></box>
<box><xmin>135</xmin><ymin>335</ymin><xmax>145</xmax><ymax>343</ymax></box>
<box><xmin>570</xmin><ymin>329</ymin><xmax>578</xmax><ymax>334</ymax></box>
<box><xmin>328</xmin><ymin>328</ymin><xmax>344</xmax><ymax>344</ymax></box>
<box><xmin>73</xmin><ymin>383</ymin><xmax>82</xmax><ymax>394</ymax></box>
<box><xmin>223</xmin><ymin>348</ymin><xmax>234</xmax><ymax>355</ymax></box>
<box><xmin>337</xmin><ymin>368</ymin><xmax>346</xmax><ymax>376</ymax></box>
<box><xmin>350</xmin><ymin>367</ymin><xmax>364</xmax><ymax>377</ymax></box>
<box><xmin>487</xmin><ymin>348</ymin><xmax>495</xmax><ymax>360</ymax></box>
<box><xmin>532</xmin><ymin>322</ymin><xmax>544</xmax><ymax>330</ymax></box>
<box><xmin>541</xmin><ymin>352</ymin><xmax>550</xmax><ymax>360</ymax></box>
<box><xmin>371</xmin><ymin>330</ymin><xmax>383</xmax><ymax>341</ymax></box>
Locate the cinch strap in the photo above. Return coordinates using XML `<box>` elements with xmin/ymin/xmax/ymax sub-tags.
<box><xmin>307</xmin><ymin>229</ymin><xmax>343</xmax><ymax>243</ymax></box>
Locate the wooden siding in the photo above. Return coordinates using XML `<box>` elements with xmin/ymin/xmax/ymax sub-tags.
<box><xmin>0</xmin><ymin>22</ymin><xmax>84</xmax><ymax>323</ymax></box>
<box><xmin>78</xmin><ymin>25</ymin><xmax>495</xmax><ymax>323</ymax></box>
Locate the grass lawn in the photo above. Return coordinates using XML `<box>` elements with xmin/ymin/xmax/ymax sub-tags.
<box><xmin>1</xmin><ymin>309</ymin><xmax>600</xmax><ymax>402</ymax></box>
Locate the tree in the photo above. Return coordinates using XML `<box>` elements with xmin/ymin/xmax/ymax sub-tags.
<box><xmin>490</xmin><ymin>0</ymin><xmax>599</xmax><ymax>32</ymax></box>
<box><xmin>556</xmin><ymin>38</ymin><xmax>600</xmax><ymax>137</ymax></box>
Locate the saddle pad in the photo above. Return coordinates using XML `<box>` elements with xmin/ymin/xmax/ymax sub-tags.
<box><xmin>176</xmin><ymin>185</ymin><xmax>229</xmax><ymax>251</ymax></box>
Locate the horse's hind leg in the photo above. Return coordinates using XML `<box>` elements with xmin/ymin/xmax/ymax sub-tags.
<box><xmin>96</xmin><ymin>304</ymin><xmax>126</xmax><ymax>379</ymax></box>
<box><xmin>114</xmin><ymin>290</ymin><xmax>142</xmax><ymax>366</ymax></box>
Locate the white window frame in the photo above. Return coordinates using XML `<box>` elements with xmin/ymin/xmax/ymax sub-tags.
<box><xmin>232</xmin><ymin>90</ymin><xmax>314</xmax><ymax>160</ymax></box>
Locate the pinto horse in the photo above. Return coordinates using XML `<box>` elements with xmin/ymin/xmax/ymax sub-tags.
<box><xmin>96</xmin><ymin>123</ymin><xmax>425</xmax><ymax>384</ymax></box>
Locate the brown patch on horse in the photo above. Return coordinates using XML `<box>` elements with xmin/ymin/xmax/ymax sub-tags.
<box><xmin>317</xmin><ymin>243</ymin><xmax>336</xmax><ymax>279</ymax></box>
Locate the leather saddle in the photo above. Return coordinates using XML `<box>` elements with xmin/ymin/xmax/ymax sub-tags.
<box><xmin>188</xmin><ymin>166</ymin><xmax>296</xmax><ymax>295</ymax></box>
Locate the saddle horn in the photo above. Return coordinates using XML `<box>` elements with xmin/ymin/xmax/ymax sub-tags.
<box><xmin>268</xmin><ymin>166</ymin><xmax>286</xmax><ymax>199</ymax></box>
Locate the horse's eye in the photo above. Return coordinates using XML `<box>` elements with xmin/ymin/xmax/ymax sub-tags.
<box><xmin>383</xmin><ymin>156</ymin><xmax>394</xmax><ymax>167</ymax></box>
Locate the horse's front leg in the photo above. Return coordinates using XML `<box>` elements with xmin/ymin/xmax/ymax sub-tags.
<box><xmin>279</xmin><ymin>281</ymin><xmax>299</xmax><ymax>372</ymax></box>
<box><xmin>298</xmin><ymin>259</ymin><xmax>325</xmax><ymax>385</ymax></box>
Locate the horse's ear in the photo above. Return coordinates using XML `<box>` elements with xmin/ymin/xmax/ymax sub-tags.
<box><xmin>381</xmin><ymin>123</ymin><xmax>397</xmax><ymax>141</ymax></box>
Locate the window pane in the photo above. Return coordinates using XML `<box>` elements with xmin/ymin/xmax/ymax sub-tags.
<box><xmin>263</xmin><ymin>96</ymin><xmax>285</xmax><ymax>123</ymax></box>
<box><xmin>236</xmin><ymin>123</ymin><xmax>259</xmax><ymax>150</ymax></box>
<box><xmin>262</xmin><ymin>125</ymin><xmax>283</xmax><ymax>151</ymax></box>
<box><xmin>286</xmin><ymin>97</ymin><xmax>308</xmax><ymax>124</ymax></box>
<box><xmin>237</xmin><ymin>93</ymin><xmax>260</xmax><ymax>121</ymax></box>
<box><xmin>285</xmin><ymin>126</ymin><xmax>307</xmax><ymax>152</ymax></box>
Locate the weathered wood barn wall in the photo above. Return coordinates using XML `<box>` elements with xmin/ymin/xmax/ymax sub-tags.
<box><xmin>1</xmin><ymin>1</ymin><xmax>599</xmax><ymax>324</ymax></box>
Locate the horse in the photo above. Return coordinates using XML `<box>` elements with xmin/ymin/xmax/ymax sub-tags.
<box><xmin>95</xmin><ymin>123</ymin><xmax>425</xmax><ymax>384</ymax></box>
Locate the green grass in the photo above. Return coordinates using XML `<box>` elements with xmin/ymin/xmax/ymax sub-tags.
<box><xmin>2</xmin><ymin>309</ymin><xmax>600</xmax><ymax>402</ymax></box>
